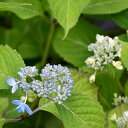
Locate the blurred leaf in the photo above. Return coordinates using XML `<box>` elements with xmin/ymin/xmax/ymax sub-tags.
<box><xmin>119</xmin><ymin>34</ymin><xmax>128</xmax><ymax>42</ymax></box>
<box><xmin>112</xmin><ymin>9</ymin><xmax>128</xmax><ymax>29</ymax></box>
<box><xmin>48</xmin><ymin>0</ymin><xmax>91</xmax><ymax>37</ymax></box>
<box><xmin>53</xmin><ymin>20</ymin><xmax>103</xmax><ymax>67</ymax></box>
<box><xmin>71</xmin><ymin>69</ymin><xmax>98</xmax><ymax>100</ymax></box>
<box><xmin>96</xmin><ymin>71</ymin><xmax>120</xmax><ymax>111</ymax></box>
<box><xmin>0</xmin><ymin>17</ymin><xmax>50</xmax><ymax>59</ymax></box>
<box><xmin>119</xmin><ymin>40</ymin><xmax>128</xmax><ymax>70</ymax></box>
<box><xmin>0</xmin><ymin>0</ymin><xmax>42</xmax><ymax>19</ymax></box>
<box><xmin>0</xmin><ymin>45</ymin><xmax>25</xmax><ymax>89</ymax></box>
<box><xmin>83</xmin><ymin>0</ymin><xmax>128</xmax><ymax>14</ymax></box>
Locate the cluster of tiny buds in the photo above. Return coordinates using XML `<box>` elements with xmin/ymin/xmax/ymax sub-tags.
<box><xmin>85</xmin><ymin>34</ymin><xmax>123</xmax><ymax>84</ymax></box>
<box><xmin>113</xmin><ymin>93</ymin><xmax>128</xmax><ymax>106</ymax></box>
<box><xmin>85</xmin><ymin>34</ymin><xmax>123</xmax><ymax>71</ymax></box>
<box><xmin>7</xmin><ymin>64</ymin><xmax>74</xmax><ymax>105</ymax></box>
<box><xmin>116</xmin><ymin>111</ymin><xmax>128</xmax><ymax>128</ymax></box>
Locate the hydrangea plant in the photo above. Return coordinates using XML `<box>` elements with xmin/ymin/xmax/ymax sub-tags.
<box><xmin>6</xmin><ymin>64</ymin><xmax>74</xmax><ymax>115</ymax></box>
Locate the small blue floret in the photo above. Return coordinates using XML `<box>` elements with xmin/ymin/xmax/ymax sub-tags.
<box><xmin>12</xmin><ymin>100</ymin><xmax>33</xmax><ymax>115</ymax></box>
<box><xmin>6</xmin><ymin>78</ymin><xmax>18</xmax><ymax>93</ymax></box>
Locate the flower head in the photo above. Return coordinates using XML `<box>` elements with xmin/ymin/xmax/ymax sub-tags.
<box><xmin>6</xmin><ymin>78</ymin><xmax>18</xmax><ymax>93</ymax></box>
<box><xmin>116</xmin><ymin>111</ymin><xmax>128</xmax><ymax>128</ymax></box>
<box><xmin>12</xmin><ymin>100</ymin><xmax>32</xmax><ymax>115</ymax></box>
<box><xmin>85</xmin><ymin>34</ymin><xmax>122</xmax><ymax>71</ymax></box>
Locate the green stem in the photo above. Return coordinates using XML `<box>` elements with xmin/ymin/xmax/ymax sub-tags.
<box><xmin>40</xmin><ymin>22</ymin><xmax>56</xmax><ymax>67</ymax></box>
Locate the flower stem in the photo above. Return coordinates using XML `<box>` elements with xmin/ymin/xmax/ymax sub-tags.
<box><xmin>40</xmin><ymin>21</ymin><xmax>56</xmax><ymax>67</ymax></box>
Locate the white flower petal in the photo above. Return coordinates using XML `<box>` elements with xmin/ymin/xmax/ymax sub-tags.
<box><xmin>112</xmin><ymin>61</ymin><xmax>123</xmax><ymax>70</ymax></box>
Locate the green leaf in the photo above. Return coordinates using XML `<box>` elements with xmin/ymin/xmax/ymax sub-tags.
<box><xmin>0</xmin><ymin>0</ymin><xmax>42</xmax><ymax>19</ymax></box>
<box><xmin>0</xmin><ymin>17</ymin><xmax>50</xmax><ymax>59</ymax></box>
<box><xmin>119</xmin><ymin>34</ymin><xmax>128</xmax><ymax>42</ymax></box>
<box><xmin>71</xmin><ymin>69</ymin><xmax>98</xmax><ymax>100</ymax></box>
<box><xmin>40</xmin><ymin>94</ymin><xmax>106</xmax><ymax>128</ymax></box>
<box><xmin>83</xmin><ymin>0</ymin><xmax>128</xmax><ymax>14</ymax></box>
<box><xmin>0</xmin><ymin>45</ymin><xmax>25</xmax><ymax>89</ymax></box>
<box><xmin>48</xmin><ymin>0</ymin><xmax>91</xmax><ymax>37</ymax></box>
<box><xmin>96</xmin><ymin>71</ymin><xmax>120</xmax><ymax>111</ymax></box>
<box><xmin>112</xmin><ymin>10</ymin><xmax>128</xmax><ymax>29</ymax></box>
<box><xmin>119</xmin><ymin>40</ymin><xmax>128</xmax><ymax>69</ymax></box>
<box><xmin>53</xmin><ymin>20</ymin><xmax>103</xmax><ymax>67</ymax></box>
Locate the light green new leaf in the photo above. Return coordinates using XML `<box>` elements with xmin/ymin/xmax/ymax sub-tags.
<box><xmin>112</xmin><ymin>10</ymin><xmax>128</xmax><ymax>29</ymax></box>
<box><xmin>53</xmin><ymin>20</ymin><xmax>103</xmax><ymax>67</ymax></box>
<box><xmin>71</xmin><ymin>69</ymin><xmax>98</xmax><ymax>100</ymax></box>
<box><xmin>48</xmin><ymin>0</ymin><xmax>91</xmax><ymax>37</ymax></box>
<box><xmin>119</xmin><ymin>40</ymin><xmax>128</xmax><ymax>70</ymax></box>
<box><xmin>0</xmin><ymin>0</ymin><xmax>42</xmax><ymax>19</ymax></box>
<box><xmin>40</xmin><ymin>94</ymin><xmax>106</xmax><ymax>128</ymax></box>
<box><xmin>0</xmin><ymin>45</ymin><xmax>25</xmax><ymax>89</ymax></box>
<box><xmin>83</xmin><ymin>0</ymin><xmax>128</xmax><ymax>14</ymax></box>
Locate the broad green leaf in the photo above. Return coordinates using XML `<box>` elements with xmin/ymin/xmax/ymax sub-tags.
<box><xmin>53</xmin><ymin>20</ymin><xmax>103</xmax><ymax>67</ymax></box>
<box><xmin>48</xmin><ymin>0</ymin><xmax>91</xmax><ymax>37</ymax></box>
<box><xmin>0</xmin><ymin>17</ymin><xmax>50</xmax><ymax>59</ymax></box>
<box><xmin>71</xmin><ymin>69</ymin><xmax>98</xmax><ymax>100</ymax></box>
<box><xmin>112</xmin><ymin>10</ymin><xmax>128</xmax><ymax>29</ymax></box>
<box><xmin>96</xmin><ymin>71</ymin><xmax>120</xmax><ymax>111</ymax></box>
<box><xmin>119</xmin><ymin>40</ymin><xmax>128</xmax><ymax>69</ymax></box>
<box><xmin>40</xmin><ymin>94</ymin><xmax>106</xmax><ymax>128</ymax></box>
<box><xmin>83</xmin><ymin>0</ymin><xmax>128</xmax><ymax>14</ymax></box>
<box><xmin>0</xmin><ymin>0</ymin><xmax>42</xmax><ymax>19</ymax></box>
<box><xmin>0</xmin><ymin>45</ymin><xmax>25</xmax><ymax>89</ymax></box>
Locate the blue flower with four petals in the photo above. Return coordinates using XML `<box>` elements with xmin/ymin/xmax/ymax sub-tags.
<box><xmin>12</xmin><ymin>100</ymin><xmax>33</xmax><ymax>115</ymax></box>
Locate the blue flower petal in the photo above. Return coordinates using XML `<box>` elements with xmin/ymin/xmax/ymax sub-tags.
<box><xmin>12</xmin><ymin>100</ymin><xmax>23</xmax><ymax>105</ymax></box>
<box><xmin>12</xmin><ymin>84</ymin><xmax>18</xmax><ymax>93</ymax></box>
<box><xmin>12</xmin><ymin>100</ymin><xmax>33</xmax><ymax>115</ymax></box>
<box><xmin>7</xmin><ymin>78</ymin><xmax>17</xmax><ymax>87</ymax></box>
<box><xmin>25</xmin><ymin>104</ymin><xmax>33</xmax><ymax>115</ymax></box>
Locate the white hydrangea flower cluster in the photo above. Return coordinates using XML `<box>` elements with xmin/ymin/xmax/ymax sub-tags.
<box><xmin>85</xmin><ymin>34</ymin><xmax>122</xmax><ymax>70</ymax></box>
<box><xmin>7</xmin><ymin>64</ymin><xmax>74</xmax><ymax>104</ymax></box>
<box><xmin>113</xmin><ymin>94</ymin><xmax>128</xmax><ymax>106</ymax></box>
<box><xmin>116</xmin><ymin>111</ymin><xmax>128</xmax><ymax>128</ymax></box>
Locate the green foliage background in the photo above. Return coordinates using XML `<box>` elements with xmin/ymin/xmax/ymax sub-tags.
<box><xmin>0</xmin><ymin>0</ymin><xmax>128</xmax><ymax>128</ymax></box>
